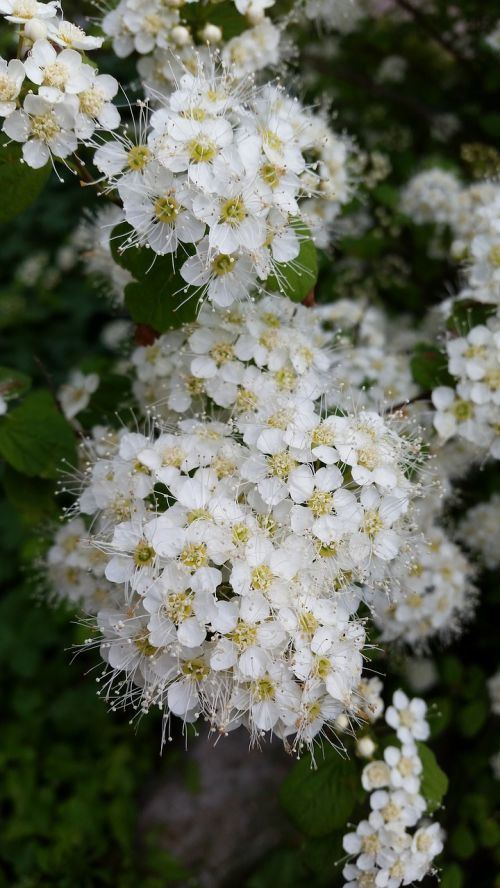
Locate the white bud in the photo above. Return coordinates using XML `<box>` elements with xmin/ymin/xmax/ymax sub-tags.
<box><xmin>356</xmin><ymin>737</ymin><xmax>376</xmax><ymax>759</ymax></box>
<box><xmin>24</xmin><ymin>20</ymin><xmax>48</xmax><ymax>42</ymax></box>
<box><xmin>247</xmin><ymin>5</ymin><xmax>265</xmax><ymax>25</ymax></box>
<box><xmin>334</xmin><ymin>714</ymin><xmax>349</xmax><ymax>731</ymax></box>
<box><xmin>200</xmin><ymin>23</ymin><xmax>222</xmax><ymax>44</ymax></box>
<box><xmin>171</xmin><ymin>25</ymin><xmax>192</xmax><ymax>47</ymax></box>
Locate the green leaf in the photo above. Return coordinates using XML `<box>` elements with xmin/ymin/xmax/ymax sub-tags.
<box><xmin>0</xmin><ymin>138</ymin><xmax>51</xmax><ymax>225</ymax></box>
<box><xmin>417</xmin><ymin>742</ymin><xmax>448</xmax><ymax>813</ymax></box>
<box><xmin>111</xmin><ymin>224</ymin><xmax>199</xmax><ymax>331</ymax></box>
<box><xmin>267</xmin><ymin>224</ymin><xmax>318</xmax><ymax>303</ymax></box>
<box><xmin>2</xmin><ymin>465</ymin><xmax>57</xmax><ymax>524</ymax></box>
<box><xmin>441</xmin><ymin>863</ymin><xmax>465</xmax><ymax>888</ymax></box>
<box><xmin>279</xmin><ymin>749</ymin><xmax>359</xmax><ymax>837</ymax></box>
<box><xmin>410</xmin><ymin>342</ymin><xmax>454</xmax><ymax>390</ymax></box>
<box><xmin>0</xmin><ymin>366</ymin><xmax>31</xmax><ymax>402</ymax></box>
<box><xmin>0</xmin><ymin>390</ymin><xmax>77</xmax><ymax>479</ymax></box>
<box><xmin>457</xmin><ymin>700</ymin><xmax>488</xmax><ymax>738</ymax></box>
<box><xmin>447</xmin><ymin>300</ymin><xmax>497</xmax><ymax>336</ymax></box>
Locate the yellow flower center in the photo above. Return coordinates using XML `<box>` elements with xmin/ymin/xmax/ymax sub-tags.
<box><xmin>251</xmin><ymin>565</ymin><xmax>273</xmax><ymax>591</ymax></box>
<box><xmin>220</xmin><ymin>196</ymin><xmax>246</xmax><ymax>225</ymax></box>
<box><xmin>31</xmin><ymin>111</ymin><xmax>60</xmax><ymax>142</ymax></box>
<box><xmin>209</xmin><ymin>341</ymin><xmax>234</xmax><ymax>365</ymax></box>
<box><xmin>79</xmin><ymin>86</ymin><xmax>105</xmax><ymax>117</ymax></box>
<box><xmin>267</xmin><ymin>450</ymin><xmax>297</xmax><ymax>480</ymax></box>
<box><xmin>154</xmin><ymin>192</ymin><xmax>179</xmax><ymax>224</ymax></box>
<box><xmin>133</xmin><ymin>540</ymin><xmax>155</xmax><ymax>566</ymax></box>
<box><xmin>229</xmin><ymin>621</ymin><xmax>258</xmax><ymax>650</ymax></box>
<box><xmin>211</xmin><ymin>253</ymin><xmax>234</xmax><ymax>276</ymax></box>
<box><xmin>127</xmin><ymin>145</ymin><xmax>151</xmax><ymax>171</ymax></box>
<box><xmin>188</xmin><ymin>137</ymin><xmax>217</xmax><ymax>163</ymax></box>
<box><xmin>307</xmin><ymin>489</ymin><xmax>334</xmax><ymax>517</ymax></box>
<box><xmin>180</xmin><ymin>543</ymin><xmax>208</xmax><ymax>569</ymax></box>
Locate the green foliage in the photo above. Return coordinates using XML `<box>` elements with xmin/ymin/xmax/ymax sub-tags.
<box><xmin>410</xmin><ymin>342</ymin><xmax>454</xmax><ymax>389</ymax></box>
<box><xmin>267</xmin><ymin>224</ymin><xmax>319</xmax><ymax>302</ymax></box>
<box><xmin>279</xmin><ymin>749</ymin><xmax>359</xmax><ymax>836</ymax></box>
<box><xmin>417</xmin><ymin>742</ymin><xmax>449</xmax><ymax>813</ymax></box>
<box><xmin>0</xmin><ymin>365</ymin><xmax>31</xmax><ymax>402</ymax></box>
<box><xmin>0</xmin><ymin>390</ymin><xmax>77</xmax><ymax>479</ymax></box>
<box><xmin>0</xmin><ymin>138</ymin><xmax>51</xmax><ymax>225</ymax></box>
<box><xmin>111</xmin><ymin>224</ymin><xmax>199</xmax><ymax>331</ymax></box>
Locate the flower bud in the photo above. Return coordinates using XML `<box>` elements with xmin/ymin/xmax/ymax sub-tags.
<box><xmin>171</xmin><ymin>25</ymin><xmax>192</xmax><ymax>47</ymax></box>
<box><xmin>200</xmin><ymin>23</ymin><xmax>222</xmax><ymax>44</ymax></box>
<box><xmin>356</xmin><ymin>736</ymin><xmax>376</xmax><ymax>759</ymax></box>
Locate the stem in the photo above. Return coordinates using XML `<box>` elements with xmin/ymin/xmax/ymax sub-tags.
<box><xmin>385</xmin><ymin>391</ymin><xmax>431</xmax><ymax>414</ymax></box>
<box><xmin>16</xmin><ymin>27</ymin><xmax>24</xmax><ymax>60</ymax></box>
<box><xmin>66</xmin><ymin>154</ymin><xmax>121</xmax><ymax>206</ymax></box>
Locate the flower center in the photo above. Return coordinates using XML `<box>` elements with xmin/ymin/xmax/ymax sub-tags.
<box><xmin>253</xmin><ymin>675</ymin><xmax>275</xmax><ymax>701</ymax></box>
<box><xmin>144</xmin><ymin>13</ymin><xmax>164</xmax><ymax>34</ymax></box>
<box><xmin>133</xmin><ymin>540</ymin><xmax>155</xmax><ymax>566</ymax></box>
<box><xmin>452</xmin><ymin>399</ymin><xmax>474</xmax><ymax>420</ymax></box>
<box><xmin>220</xmin><ymin>196</ymin><xmax>246</xmax><ymax>226</ymax></box>
<box><xmin>134</xmin><ymin>633</ymin><xmax>158</xmax><ymax>657</ymax></box>
<box><xmin>31</xmin><ymin>110</ymin><xmax>60</xmax><ymax>142</ymax></box>
<box><xmin>260</xmin><ymin>162</ymin><xmax>283</xmax><ymax>188</ymax></box>
<box><xmin>262</xmin><ymin>127</ymin><xmax>283</xmax><ymax>152</ymax></box>
<box><xmin>127</xmin><ymin>145</ymin><xmax>151</xmax><ymax>170</ymax></box>
<box><xmin>180</xmin><ymin>542</ymin><xmax>208</xmax><ymax>569</ymax></box>
<box><xmin>188</xmin><ymin>137</ymin><xmax>217</xmax><ymax>163</ymax></box>
<box><xmin>0</xmin><ymin>75</ymin><xmax>18</xmax><ymax>101</ymax></box>
<box><xmin>311</xmin><ymin>424</ymin><xmax>335</xmax><ymax>447</ymax></box>
<box><xmin>230</xmin><ymin>620</ymin><xmax>258</xmax><ymax>649</ymax></box>
<box><xmin>267</xmin><ymin>450</ymin><xmax>297</xmax><ymax>480</ymax></box>
<box><xmin>209</xmin><ymin>341</ymin><xmax>234</xmax><ymax>365</ymax></box>
<box><xmin>298</xmin><ymin>611</ymin><xmax>318</xmax><ymax>635</ymax></box>
<box><xmin>154</xmin><ymin>192</ymin><xmax>179</xmax><ymax>224</ymax></box>
<box><xmin>307</xmin><ymin>490</ymin><xmax>334</xmax><ymax>517</ymax></box>
<box><xmin>43</xmin><ymin>61</ymin><xmax>68</xmax><ymax>89</ymax></box>
<box><xmin>211</xmin><ymin>253</ymin><xmax>234</xmax><ymax>276</ymax></box>
<box><xmin>314</xmin><ymin>655</ymin><xmax>331</xmax><ymax>679</ymax></box>
<box><xmin>362</xmin><ymin>509</ymin><xmax>384</xmax><ymax>538</ymax></box>
<box><xmin>251</xmin><ymin>565</ymin><xmax>273</xmax><ymax>591</ymax></box>
<box><xmin>163</xmin><ymin>591</ymin><xmax>193</xmax><ymax>623</ymax></box>
<box><xmin>181</xmin><ymin>657</ymin><xmax>209</xmax><ymax>680</ymax></box>
<box><xmin>79</xmin><ymin>86</ymin><xmax>105</xmax><ymax>117</ymax></box>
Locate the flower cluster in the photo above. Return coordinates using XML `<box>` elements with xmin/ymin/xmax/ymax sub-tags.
<box><xmin>47</xmin><ymin>296</ymin><xmax>425</xmax><ymax>748</ymax></box>
<box><xmin>94</xmin><ymin>65</ymin><xmax>350</xmax><ymax>305</ymax></box>
<box><xmin>368</xmin><ymin>524</ymin><xmax>475</xmax><ymax>647</ymax></box>
<box><xmin>457</xmin><ymin>494</ymin><xmax>500</xmax><ymax>570</ymax></box>
<box><xmin>102</xmin><ymin>0</ymin><xmax>283</xmax><ymax>87</ymax></box>
<box><xmin>0</xmin><ymin>0</ymin><xmax>120</xmax><ymax>168</ymax></box>
<box><xmin>432</xmin><ymin>317</ymin><xmax>500</xmax><ymax>458</ymax></box>
<box><xmin>342</xmin><ymin>690</ymin><xmax>444</xmax><ymax>888</ymax></box>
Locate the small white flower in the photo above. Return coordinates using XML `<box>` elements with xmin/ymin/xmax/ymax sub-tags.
<box><xmin>0</xmin><ymin>58</ymin><xmax>25</xmax><ymax>117</ymax></box>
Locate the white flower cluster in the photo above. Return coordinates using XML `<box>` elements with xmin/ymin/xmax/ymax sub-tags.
<box><xmin>400</xmin><ymin>169</ymin><xmax>462</xmax><ymax>227</ymax></box>
<box><xmin>0</xmin><ymin>0</ymin><xmax>120</xmax><ymax>168</ymax></box>
<box><xmin>102</xmin><ymin>0</ymin><xmax>282</xmax><ymax>86</ymax></box>
<box><xmin>342</xmin><ymin>690</ymin><xmax>444</xmax><ymax>888</ymax></box>
<box><xmin>457</xmin><ymin>493</ymin><xmax>500</xmax><ymax>570</ymax></box>
<box><xmin>368</xmin><ymin>525</ymin><xmax>475</xmax><ymax>647</ymax></box>
<box><xmin>315</xmin><ymin>298</ymin><xmax>419</xmax><ymax>411</ymax></box>
<box><xmin>47</xmin><ymin>296</ymin><xmax>425</xmax><ymax>747</ymax></box>
<box><xmin>432</xmin><ymin>317</ymin><xmax>500</xmax><ymax>458</ymax></box>
<box><xmin>93</xmin><ymin>65</ymin><xmax>351</xmax><ymax>305</ymax></box>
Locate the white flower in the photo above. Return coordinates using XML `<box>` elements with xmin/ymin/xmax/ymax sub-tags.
<box><xmin>385</xmin><ymin>690</ymin><xmax>429</xmax><ymax>743</ymax></box>
<box><xmin>58</xmin><ymin>370</ymin><xmax>99</xmax><ymax>419</ymax></box>
<box><xmin>47</xmin><ymin>20</ymin><xmax>103</xmax><ymax>50</ymax></box>
<box><xmin>0</xmin><ymin>58</ymin><xmax>25</xmax><ymax>117</ymax></box>
<box><xmin>3</xmin><ymin>92</ymin><xmax>77</xmax><ymax>168</ymax></box>
<box><xmin>119</xmin><ymin>162</ymin><xmax>204</xmax><ymax>254</ymax></box>
<box><xmin>23</xmin><ymin>40</ymin><xmax>91</xmax><ymax>102</ymax></box>
<box><xmin>0</xmin><ymin>0</ymin><xmax>58</xmax><ymax>23</ymax></box>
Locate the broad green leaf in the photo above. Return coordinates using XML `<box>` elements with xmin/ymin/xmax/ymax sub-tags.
<box><xmin>2</xmin><ymin>465</ymin><xmax>57</xmax><ymax>524</ymax></box>
<box><xmin>0</xmin><ymin>366</ymin><xmax>31</xmax><ymax>401</ymax></box>
<box><xmin>447</xmin><ymin>300</ymin><xmax>496</xmax><ymax>336</ymax></box>
<box><xmin>279</xmin><ymin>749</ymin><xmax>359</xmax><ymax>836</ymax></box>
<box><xmin>111</xmin><ymin>224</ymin><xmax>199</xmax><ymax>331</ymax></box>
<box><xmin>0</xmin><ymin>390</ymin><xmax>77</xmax><ymax>479</ymax></box>
<box><xmin>410</xmin><ymin>342</ymin><xmax>454</xmax><ymax>390</ymax></box>
<box><xmin>417</xmin><ymin>742</ymin><xmax>448</xmax><ymax>813</ymax></box>
<box><xmin>0</xmin><ymin>138</ymin><xmax>51</xmax><ymax>225</ymax></box>
<box><xmin>267</xmin><ymin>224</ymin><xmax>318</xmax><ymax>303</ymax></box>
